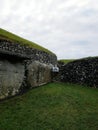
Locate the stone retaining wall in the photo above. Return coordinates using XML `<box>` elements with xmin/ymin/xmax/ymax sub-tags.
<box><xmin>0</xmin><ymin>39</ymin><xmax>57</xmax><ymax>65</ymax></box>
<box><xmin>56</xmin><ymin>57</ymin><xmax>98</xmax><ymax>88</ymax></box>
<box><xmin>0</xmin><ymin>39</ymin><xmax>57</xmax><ymax>100</ymax></box>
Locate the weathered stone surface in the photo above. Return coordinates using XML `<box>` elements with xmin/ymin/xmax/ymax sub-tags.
<box><xmin>27</xmin><ymin>61</ymin><xmax>52</xmax><ymax>88</ymax></box>
<box><xmin>0</xmin><ymin>39</ymin><xmax>57</xmax><ymax>100</ymax></box>
<box><xmin>56</xmin><ymin>57</ymin><xmax>98</xmax><ymax>88</ymax></box>
<box><xmin>0</xmin><ymin>60</ymin><xmax>25</xmax><ymax>99</ymax></box>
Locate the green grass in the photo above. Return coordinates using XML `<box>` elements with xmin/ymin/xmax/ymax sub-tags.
<box><xmin>0</xmin><ymin>28</ymin><xmax>54</xmax><ymax>54</ymax></box>
<box><xmin>0</xmin><ymin>82</ymin><xmax>98</xmax><ymax>130</ymax></box>
<box><xmin>58</xmin><ymin>59</ymin><xmax>75</xmax><ymax>64</ymax></box>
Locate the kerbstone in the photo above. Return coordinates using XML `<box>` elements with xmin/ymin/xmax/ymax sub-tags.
<box><xmin>27</xmin><ymin>61</ymin><xmax>52</xmax><ymax>88</ymax></box>
<box><xmin>0</xmin><ymin>60</ymin><xmax>25</xmax><ymax>99</ymax></box>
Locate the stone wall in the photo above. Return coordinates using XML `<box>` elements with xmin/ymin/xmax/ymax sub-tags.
<box><xmin>0</xmin><ymin>39</ymin><xmax>57</xmax><ymax>65</ymax></box>
<box><xmin>0</xmin><ymin>39</ymin><xmax>57</xmax><ymax>100</ymax></box>
<box><xmin>56</xmin><ymin>57</ymin><xmax>98</xmax><ymax>88</ymax></box>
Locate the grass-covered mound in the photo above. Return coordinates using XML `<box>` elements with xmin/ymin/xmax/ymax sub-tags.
<box><xmin>58</xmin><ymin>59</ymin><xmax>75</xmax><ymax>64</ymax></box>
<box><xmin>0</xmin><ymin>82</ymin><xmax>98</xmax><ymax>130</ymax></box>
<box><xmin>0</xmin><ymin>28</ymin><xmax>53</xmax><ymax>54</ymax></box>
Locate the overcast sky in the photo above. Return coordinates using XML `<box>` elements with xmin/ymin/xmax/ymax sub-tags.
<box><xmin>0</xmin><ymin>0</ymin><xmax>98</xmax><ymax>59</ymax></box>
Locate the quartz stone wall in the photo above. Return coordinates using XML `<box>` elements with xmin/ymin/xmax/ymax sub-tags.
<box><xmin>0</xmin><ymin>39</ymin><xmax>57</xmax><ymax>65</ymax></box>
<box><xmin>56</xmin><ymin>57</ymin><xmax>98</xmax><ymax>88</ymax></box>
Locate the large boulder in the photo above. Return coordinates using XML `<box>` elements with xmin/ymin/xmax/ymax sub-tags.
<box><xmin>27</xmin><ymin>61</ymin><xmax>52</xmax><ymax>88</ymax></box>
<box><xmin>0</xmin><ymin>60</ymin><xmax>25</xmax><ymax>99</ymax></box>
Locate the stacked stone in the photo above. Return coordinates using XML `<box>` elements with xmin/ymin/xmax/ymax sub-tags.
<box><xmin>0</xmin><ymin>39</ymin><xmax>57</xmax><ymax>65</ymax></box>
<box><xmin>57</xmin><ymin>57</ymin><xmax>98</xmax><ymax>88</ymax></box>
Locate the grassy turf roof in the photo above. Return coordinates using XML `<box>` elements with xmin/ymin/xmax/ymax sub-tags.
<box><xmin>0</xmin><ymin>28</ymin><xmax>54</xmax><ymax>55</ymax></box>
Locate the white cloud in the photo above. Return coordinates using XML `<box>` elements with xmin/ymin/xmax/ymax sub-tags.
<box><xmin>0</xmin><ymin>0</ymin><xmax>98</xmax><ymax>59</ymax></box>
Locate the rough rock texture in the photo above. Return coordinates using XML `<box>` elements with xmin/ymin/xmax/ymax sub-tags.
<box><xmin>0</xmin><ymin>39</ymin><xmax>57</xmax><ymax>65</ymax></box>
<box><xmin>27</xmin><ymin>61</ymin><xmax>52</xmax><ymax>88</ymax></box>
<box><xmin>0</xmin><ymin>40</ymin><xmax>57</xmax><ymax>100</ymax></box>
<box><xmin>56</xmin><ymin>57</ymin><xmax>98</xmax><ymax>88</ymax></box>
<box><xmin>0</xmin><ymin>36</ymin><xmax>57</xmax><ymax>100</ymax></box>
<box><xmin>0</xmin><ymin>59</ymin><xmax>25</xmax><ymax>100</ymax></box>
